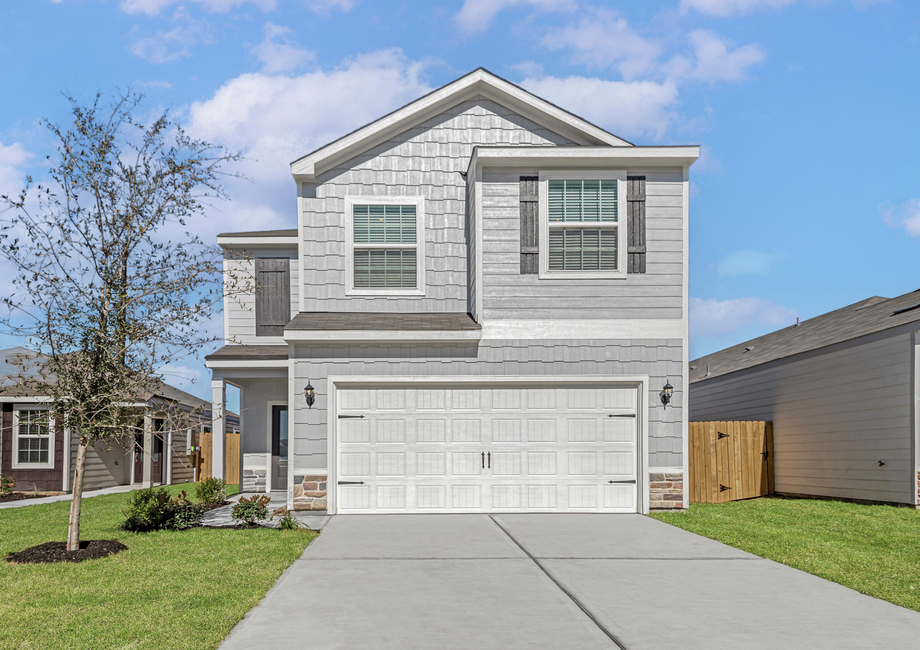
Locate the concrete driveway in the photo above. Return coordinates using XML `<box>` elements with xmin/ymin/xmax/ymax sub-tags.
<box><xmin>219</xmin><ymin>514</ymin><xmax>920</xmax><ymax>650</ymax></box>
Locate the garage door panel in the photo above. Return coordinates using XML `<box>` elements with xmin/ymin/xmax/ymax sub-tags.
<box><xmin>336</xmin><ymin>383</ymin><xmax>639</xmax><ymax>513</ymax></box>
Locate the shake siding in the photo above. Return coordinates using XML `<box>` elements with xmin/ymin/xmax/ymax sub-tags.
<box><xmin>225</xmin><ymin>252</ymin><xmax>298</xmax><ymax>343</ymax></box>
<box><xmin>288</xmin><ymin>339</ymin><xmax>685</xmax><ymax>471</ymax></box>
<box><xmin>481</xmin><ymin>169</ymin><xmax>684</xmax><ymax>320</ymax></box>
<box><xmin>690</xmin><ymin>332</ymin><xmax>913</xmax><ymax>504</ymax></box>
<box><xmin>302</xmin><ymin>97</ymin><xmax>576</xmax><ymax>313</ymax></box>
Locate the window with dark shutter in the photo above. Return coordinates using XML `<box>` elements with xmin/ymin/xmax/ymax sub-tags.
<box><xmin>627</xmin><ymin>176</ymin><xmax>646</xmax><ymax>274</ymax></box>
<box><xmin>520</xmin><ymin>176</ymin><xmax>538</xmax><ymax>274</ymax></box>
<box><xmin>546</xmin><ymin>179</ymin><xmax>619</xmax><ymax>272</ymax></box>
<box><xmin>255</xmin><ymin>258</ymin><xmax>291</xmax><ymax>337</ymax></box>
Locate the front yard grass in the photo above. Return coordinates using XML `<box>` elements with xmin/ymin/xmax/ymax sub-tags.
<box><xmin>0</xmin><ymin>484</ymin><xmax>316</xmax><ymax>650</ymax></box>
<box><xmin>651</xmin><ymin>497</ymin><xmax>920</xmax><ymax>612</ymax></box>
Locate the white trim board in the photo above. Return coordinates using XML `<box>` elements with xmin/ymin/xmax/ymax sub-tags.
<box><xmin>325</xmin><ymin>374</ymin><xmax>651</xmax><ymax>516</ymax></box>
<box><xmin>481</xmin><ymin>319</ymin><xmax>684</xmax><ymax>340</ymax></box>
<box><xmin>291</xmin><ymin>68</ymin><xmax>631</xmax><ymax>182</ymax></box>
<box><xmin>469</xmin><ymin>146</ymin><xmax>700</xmax><ymax>174</ymax></box>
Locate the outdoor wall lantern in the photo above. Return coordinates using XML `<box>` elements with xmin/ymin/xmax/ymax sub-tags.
<box><xmin>660</xmin><ymin>380</ymin><xmax>673</xmax><ymax>409</ymax></box>
<box><xmin>304</xmin><ymin>380</ymin><xmax>316</xmax><ymax>409</ymax></box>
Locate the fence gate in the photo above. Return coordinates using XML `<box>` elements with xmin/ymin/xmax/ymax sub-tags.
<box><xmin>689</xmin><ymin>421</ymin><xmax>774</xmax><ymax>503</ymax></box>
<box><xmin>196</xmin><ymin>431</ymin><xmax>240</xmax><ymax>486</ymax></box>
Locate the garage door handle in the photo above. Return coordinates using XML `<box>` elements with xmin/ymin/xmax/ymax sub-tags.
<box><xmin>608</xmin><ymin>480</ymin><xmax>636</xmax><ymax>484</ymax></box>
<box><xmin>487</xmin><ymin>452</ymin><xmax>491</xmax><ymax>469</ymax></box>
<box><xmin>481</xmin><ymin>452</ymin><xmax>485</xmax><ymax>469</ymax></box>
<box><xmin>607</xmin><ymin>414</ymin><xmax>636</xmax><ymax>418</ymax></box>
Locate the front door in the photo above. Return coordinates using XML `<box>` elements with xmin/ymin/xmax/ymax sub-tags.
<box><xmin>134</xmin><ymin>433</ymin><xmax>144</xmax><ymax>483</ymax></box>
<box><xmin>271</xmin><ymin>405</ymin><xmax>288</xmax><ymax>490</ymax></box>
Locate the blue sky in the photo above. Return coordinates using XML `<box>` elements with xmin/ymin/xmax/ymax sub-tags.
<box><xmin>1</xmin><ymin>0</ymin><xmax>918</xmax><ymax>405</ymax></box>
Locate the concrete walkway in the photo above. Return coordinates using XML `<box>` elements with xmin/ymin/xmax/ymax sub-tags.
<box><xmin>0</xmin><ymin>485</ymin><xmax>135</xmax><ymax>509</ymax></box>
<box><xmin>219</xmin><ymin>514</ymin><xmax>920</xmax><ymax>650</ymax></box>
<box><xmin>202</xmin><ymin>492</ymin><xmax>331</xmax><ymax>531</ymax></box>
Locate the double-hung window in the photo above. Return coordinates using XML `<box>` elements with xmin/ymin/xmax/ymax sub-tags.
<box><xmin>13</xmin><ymin>406</ymin><xmax>53</xmax><ymax>468</ymax></box>
<box><xmin>347</xmin><ymin>197</ymin><xmax>425</xmax><ymax>295</ymax></box>
<box><xmin>539</xmin><ymin>172</ymin><xmax>626</xmax><ymax>279</ymax></box>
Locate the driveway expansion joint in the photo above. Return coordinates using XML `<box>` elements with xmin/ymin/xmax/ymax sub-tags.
<box><xmin>490</xmin><ymin>515</ymin><xmax>630</xmax><ymax>650</ymax></box>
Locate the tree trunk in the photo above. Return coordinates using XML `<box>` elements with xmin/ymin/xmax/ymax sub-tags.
<box><xmin>67</xmin><ymin>440</ymin><xmax>88</xmax><ymax>552</ymax></box>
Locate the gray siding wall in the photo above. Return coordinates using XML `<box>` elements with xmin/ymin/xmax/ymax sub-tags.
<box><xmin>289</xmin><ymin>339</ymin><xmax>684</xmax><ymax>471</ymax></box>
<box><xmin>690</xmin><ymin>331</ymin><xmax>914</xmax><ymax>504</ymax></box>
<box><xmin>74</xmin><ymin>436</ymin><xmax>129</xmax><ymax>492</ymax></box>
<box><xmin>302</xmin><ymin>97</ymin><xmax>576</xmax><ymax>313</ymax></box>
<box><xmin>480</xmin><ymin>168</ymin><xmax>684</xmax><ymax>320</ymax></box>
<box><xmin>170</xmin><ymin>428</ymin><xmax>196</xmax><ymax>485</ymax></box>
<box><xmin>225</xmin><ymin>250</ymin><xmax>299</xmax><ymax>343</ymax></box>
<box><xmin>237</xmin><ymin>378</ymin><xmax>287</xmax><ymax>455</ymax></box>
<box><xmin>466</xmin><ymin>170</ymin><xmax>478</xmax><ymax>320</ymax></box>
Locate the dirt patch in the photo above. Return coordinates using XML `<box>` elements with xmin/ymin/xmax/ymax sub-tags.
<box><xmin>201</xmin><ymin>501</ymin><xmax>230</xmax><ymax>513</ymax></box>
<box><xmin>5</xmin><ymin>540</ymin><xmax>128</xmax><ymax>564</ymax></box>
<box><xmin>0</xmin><ymin>492</ymin><xmax>65</xmax><ymax>504</ymax></box>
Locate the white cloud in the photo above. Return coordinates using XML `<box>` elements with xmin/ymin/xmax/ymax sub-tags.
<box><xmin>251</xmin><ymin>23</ymin><xmax>314</xmax><ymax>73</ymax></box>
<box><xmin>679</xmin><ymin>0</ymin><xmax>799</xmax><ymax>16</ymax></box>
<box><xmin>184</xmin><ymin>49</ymin><xmax>432</xmax><ymax>238</ymax></box>
<box><xmin>716</xmin><ymin>250</ymin><xmax>776</xmax><ymax>276</ymax></box>
<box><xmin>690</xmin><ymin>296</ymin><xmax>797</xmax><ymax>341</ymax></box>
<box><xmin>454</xmin><ymin>0</ymin><xmax>575</xmax><ymax>35</ymax></box>
<box><xmin>541</xmin><ymin>9</ymin><xmax>661</xmax><ymax>80</ymax></box>
<box><xmin>520</xmin><ymin>75</ymin><xmax>679</xmax><ymax>140</ymax></box>
<box><xmin>881</xmin><ymin>199</ymin><xmax>920</xmax><ymax>237</ymax></box>
<box><xmin>129</xmin><ymin>15</ymin><xmax>213</xmax><ymax>64</ymax></box>
<box><xmin>121</xmin><ymin>0</ymin><xmax>275</xmax><ymax>16</ymax></box>
<box><xmin>0</xmin><ymin>141</ymin><xmax>32</xmax><ymax>200</ymax></box>
<box><xmin>307</xmin><ymin>0</ymin><xmax>356</xmax><ymax>14</ymax></box>
<box><xmin>668</xmin><ymin>30</ymin><xmax>766</xmax><ymax>82</ymax></box>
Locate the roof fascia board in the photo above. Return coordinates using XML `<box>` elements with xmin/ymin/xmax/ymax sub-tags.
<box><xmin>468</xmin><ymin>146</ymin><xmax>700</xmax><ymax>175</ymax></box>
<box><xmin>290</xmin><ymin>70</ymin><xmax>632</xmax><ymax>182</ymax></box>
<box><xmin>217</xmin><ymin>236</ymin><xmax>299</xmax><ymax>249</ymax></box>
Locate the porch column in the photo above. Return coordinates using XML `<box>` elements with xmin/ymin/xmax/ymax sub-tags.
<box><xmin>142</xmin><ymin>413</ymin><xmax>154</xmax><ymax>489</ymax></box>
<box><xmin>211</xmin><ymin>379</ymin><xmax>226</xmax><ymax>480</ymax></box>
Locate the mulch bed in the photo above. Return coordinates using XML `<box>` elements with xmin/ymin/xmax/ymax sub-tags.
<box><xmin>201</xmin><ymin>501</ymin><xmax>231</xmax><ymax>513</ymax></box>
<box><xmin>0</xmin><ymin>492</ymin><xmax>65</xmax><ymax>503</ymax></box>
<box><xmin>5</xmin><ymin>540</ymin><xmax>128</xmax><ymax>564</ymax></box>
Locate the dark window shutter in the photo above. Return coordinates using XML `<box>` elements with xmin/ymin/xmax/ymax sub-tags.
<box><xmin>627</xmin><ymin>176</ymin><xmax>646</xmax><ymax>274</ymax></box>
<box><xmin>255</xmin><ymin>258</ymin><xmax>291</xmax><ymax>337</ymax></box>
<box><xmin>520</xmin><ymin>176</ymin><xmax>538</xmax><ymax>274</ymax></box>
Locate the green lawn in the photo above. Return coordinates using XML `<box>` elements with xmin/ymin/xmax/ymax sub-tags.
<box><xmin>651</xmin><ymin>497</ymin><xmax>920</xmax><ymax>612</ymax></box>
<box><xmin>0</xmin><ymin>484</ymin><xmax>317</xmax><ymax>650</ymax></box>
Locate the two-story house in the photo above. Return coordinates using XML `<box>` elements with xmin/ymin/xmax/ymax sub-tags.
<box><xmin>205</xmin><ymin>68</ymin><xmax>698</xmax><ymax>514</ymax></box>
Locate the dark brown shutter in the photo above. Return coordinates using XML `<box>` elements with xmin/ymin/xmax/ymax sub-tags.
<box><xmin>520</xmin><ymin>176</ymin><xmax>538</xmax><ymax>274</ymax></box>
<box><xmin>627</xmin><ymin>176</ymin><xmax>646</xmax><ymax>274</ymax></box>
<box><xmin>255</xmin><ymin>258</ymin><xmax>291</xmax><ymax>337</ymax></box>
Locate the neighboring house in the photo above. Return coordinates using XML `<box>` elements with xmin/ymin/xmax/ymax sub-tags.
<box><xmin>689</xmin><ymin>290</ymin><xmax>920</xmax><ymax>507</ymax></box>
<box><xmin>0</xmin><ymin>346</ymin><xmax>238</xmax><ymax>493</ymax></box>
<box><xmin>206</xmin><ymin>68</ymin><xmax>698</xmax><ymax>514</ymax></box>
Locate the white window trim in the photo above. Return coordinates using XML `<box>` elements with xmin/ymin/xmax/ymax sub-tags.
<box><xmin>345</xmin><ymin>195</ymin><xmax>426</xmax><ymax>296</ymax></box>
<box><xmin>11</xmin><ymin>405</ymin><xmax>55</xmax><ymax>469</ymax></box>
<box><xmin>538</xmin><ymin>169</ymin><xmax>628</xmax><ymax>280</ymax></box>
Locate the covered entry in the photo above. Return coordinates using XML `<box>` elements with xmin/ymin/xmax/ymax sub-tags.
<box><xmin>330</xmin><ymin>378</ymin><xmax>647</xmax><ymax>514</ymax></box>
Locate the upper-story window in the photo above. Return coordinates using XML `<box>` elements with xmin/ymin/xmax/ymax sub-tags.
<box><xmin>346</xmin><ymin>197</ymin><xmax>426</xmax><ymax>296</ymax></box>
<box><xmin>13</xmin><ymin>406</ymin><xmax>53</xmax><ymax>468</ymax></box>
<box><xmin>539</xmin><ymin>171</ymin><xmax>626</xmax><ymax>279</ymax></box>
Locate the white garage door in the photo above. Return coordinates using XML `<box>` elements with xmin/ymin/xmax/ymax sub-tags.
<box><xmin>334</xmin><ymin>383</ymin><xmax>639</xmax><ymax>513</ymax></box>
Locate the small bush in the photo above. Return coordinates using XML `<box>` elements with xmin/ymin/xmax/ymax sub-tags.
<box><xmin>0</xmin><ymin>474</ymin><xmax>14</xmax><ymax>497</ymax></box>
<box><xmin>122</xmin><ymin>488</ymin><xmax>203</xmax><ymax>532</ymax></box>
<box><xmin>276</xmin><ymin>509</ymin><xmax>303</xmax><ymax>530</ymax></box>
<box><xmin>195</xmin><ymin>477</ymin><xmax>227</xmax><ymax>505</ymax></box>
<box><xmin>232</xmin><ymin>494</ymin><xmax>271</xmax><ymax>528</ymax></box>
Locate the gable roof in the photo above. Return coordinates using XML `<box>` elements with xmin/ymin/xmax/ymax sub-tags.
<box><xmin>690</xmin><ymin>290</ymin><xmax>920</xmax><ymax>384</ymax></box>
<box><xmin>290</xmin><ymin>68</ymin><xmax>632</xmax><ymax>182</ymax></box>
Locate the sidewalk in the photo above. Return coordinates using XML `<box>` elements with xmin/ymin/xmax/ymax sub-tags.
<box><xmin>0</xmin><ymin>485</ymin><xmax>136</xmax><ymax>510</ymax></box>
<box><xmin>202</xmin><ymin>491</ymin><xmax>331</xmax><ymax>531</ymax></box>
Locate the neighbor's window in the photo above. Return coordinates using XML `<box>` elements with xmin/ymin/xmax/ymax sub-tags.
<box><xmin>352</xmin><ymin>204</ymin><xmax>418</xmax><ymax>289</ymax></box>
<box><xmin>547</xmin><ymin>179</ymin><xmax>619</xmax><ymax>272</ymax></box>
<box><xmin>15</xmin><ymin>408</ymin><xmax>52</xmax><ymax>466</ymax></box>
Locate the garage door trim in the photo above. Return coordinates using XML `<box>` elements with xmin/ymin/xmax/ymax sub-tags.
<box><xmin>326</xmin><ymin>375</ymin><xmax>651</xmax><ymax>515</ymax></box>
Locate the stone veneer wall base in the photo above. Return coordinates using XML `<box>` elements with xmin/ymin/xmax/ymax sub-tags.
<box><xmin>293</xmin><ymin>474</ymin><xmax>327</xmax><ymax>511</ymax></box>
<box><xmin>649</xmin><ymin>472</ymin><xmax>684</xmax><ymax>510</ymax></box>
<box><xmin>243</xmin><ymin>469</ymin><xmax>266</xmax><ymax>493</ymax></box>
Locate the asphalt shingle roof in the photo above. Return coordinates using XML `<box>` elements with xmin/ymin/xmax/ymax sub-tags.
<box><xmin>690</xmin><ymin>289</ymin><xmax>920</xmax><ymax>384</ymax></box>
<box><xmin>285</xmin><ymin>312</ymin><xmax>481</xmax><ymax>331</ymax></box>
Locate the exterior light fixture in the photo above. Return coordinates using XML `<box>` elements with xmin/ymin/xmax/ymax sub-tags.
<box><xmin>304</xmin><ymin>380</ymin><xmax>315</xmax><ymax>409</ymax></box>
<box><xmin>660</xmin><ymin>380</ymin><xmax>673</xmax><ymax>409</ymax></box>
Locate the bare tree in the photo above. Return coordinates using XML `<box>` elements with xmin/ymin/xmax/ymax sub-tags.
<box><xmin>0</xmin><ymin>92</ymin><xmax>243</xmax><ymax>551</ymax></box>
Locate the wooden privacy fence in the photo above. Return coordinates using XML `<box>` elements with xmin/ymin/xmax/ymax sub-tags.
<box><xmin>689</xmin><ymin>421</ymin><xmax>774</xmax><ymax>503</ymax></box>
<box><xmin>196</xmin><ymin>431</ymin><xmax>240</xmax><ymax>486</ymax></box>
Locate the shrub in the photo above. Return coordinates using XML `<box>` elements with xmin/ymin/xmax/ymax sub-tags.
<box><xmin>195</xmin><ymin>477</ymin><xmax>227</xmax><ymax>505</ymax></box>
<box><xmin>122</xmin><ymin>488</ymin><xmax>203</xmax><ymax>532</ymax></box>
<box><xmin>232</xmin><ymin>494</ymin><xmax>271</xmax><ymax>528</ymax></box>
<box><xmin>276</xmin><ymin>509</ymin><xmax>303</xmax><ymax>530</ymax></box>
<box><xmin>0</xmin><ymin>474</ymin><xmax>14</xmax><ymax>497</ymax></box>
